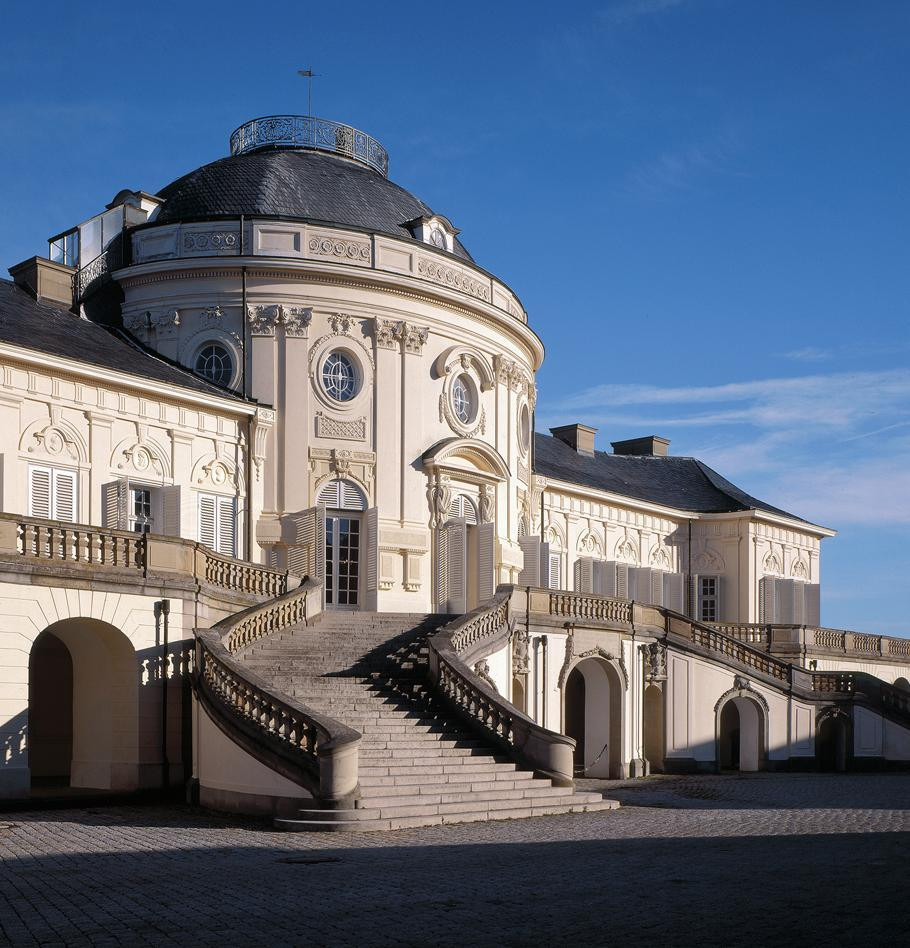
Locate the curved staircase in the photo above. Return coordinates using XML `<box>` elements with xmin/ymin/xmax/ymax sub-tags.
<box><xmin>236</xmin><ymin>611</ymin><xmax>617</xmax><ymax>831</ymax></box>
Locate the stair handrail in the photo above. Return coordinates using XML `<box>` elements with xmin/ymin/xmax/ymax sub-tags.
<box><xmin>427</xmin><ymin>585</ymin><xmax>576</xmax><ymax>787</ymax></box>
<box><xmin>194</xmin><ymin>578</ymin><xmax>360</xmax><ymax>806</ymax></box>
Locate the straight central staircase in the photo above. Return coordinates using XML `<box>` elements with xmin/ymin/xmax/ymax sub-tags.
<box><xmin>236</xmin><ymin>611</ymin><xmax>617</xmax><ymax>831</ymax></box>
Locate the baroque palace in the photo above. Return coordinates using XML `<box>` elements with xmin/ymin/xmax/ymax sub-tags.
<box><xmin>1</xmin><ymin>115</ymin><xmax>908</xmax><ymax>828</ymax></box>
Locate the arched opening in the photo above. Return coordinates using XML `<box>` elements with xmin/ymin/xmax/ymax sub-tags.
<box><xmin>562</xmin><ymin>658</ymin><xmax>623</xmax><ymax>778</ymax></box>
<box><xmin>716</xmin><ymin>695</ymin><xmax>765</xmax><ymax>772</ymax></box>
<box><xmin>511</xmin><ymin>676</ymin><xmax>527</xmax><ymax>714</ymax></box>
<box><xmin>317</xmin><ymin>478</ymin><xmax>367</xmax><ymax>609</ymax></box>
<box><xmin>28</xmin><ymin>619</ymin><xmax>139</xmax><ymax>791</ymax></box>
<box><xmin>28</xmin><ymin>631</ymin><xmax>73</xmax><ymax>787</ymax></box>
<box><xmin>564</xmin><ymin>668</ymin><xmax>586</xmax><ymax>775</ymax></box>
<box><xmin>894</xmin><ymin>677</ymin><xmax>910</xmax><ymax>692</ymax></box>
<box><xmin>817</xmin><ymin>714</ymin><xmax>849</xmax><ymax>772</ymax></box>
<box><xmin>643</xmin><ymin>684</ymin><xmax>665</xmax><ymax>774</ymax></box>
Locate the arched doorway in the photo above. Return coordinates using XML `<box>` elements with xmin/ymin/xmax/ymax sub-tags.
<box><xmin>28</xmin><ymin>631</ymin><xmax>73</xmax><ymax>786</ymax></box>
<box><xmin>716</xmin><ymin>692</ymin><xmax>766</xmax><ymax>772</ymax></box>
<box><xmin>317</xmin><ymin>478</ymin><xmax>367</xmax><ymax>610</ymax></box>
<box><xmin>643</xmin><ymin>684</ymin><xmax>665</xmax><ymax>773</ymax></box>
<box><xmin>817</xmin><ymin>712</ymin><xmax>850</xmax><ymax>772</ymax></box>
<box><xmin>562</xmin><ymin>657</ymin><xmax>623</xmax><ymax>778</ymax></box>
<box><xmin>28</xmin><ymin>619</ymin><xmax>139</xmax><ymax>790</ymax></box>
<box><xmin>511</xmin><ymin>676</ymin><xmax>527</xmax><ymax>715</ymax></box>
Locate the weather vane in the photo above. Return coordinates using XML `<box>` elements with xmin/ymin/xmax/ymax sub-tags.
<box><xmin>297</xmin><ymin>67</ymin><xmax>319</xmax><ymax>117</ymax></box>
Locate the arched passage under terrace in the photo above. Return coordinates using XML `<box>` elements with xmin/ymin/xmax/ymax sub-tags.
<box><xmin>715</xmin><ymin>686</ymin><xmax>767</xmax><ymax>773</ymax></box>
<box><xmin>561</xmin><ymin>656</ymin><xmax>624</xmax><ymax>778</ymax></box>
<box><xmin>816</xmin><ymin>710</ymin><xmax>851</xmax><ymax>773</ymax></box>
<box><xmin>28</xmin><ymin>618</ymin><xmax>139</xmax><ymax>791</ymax></box>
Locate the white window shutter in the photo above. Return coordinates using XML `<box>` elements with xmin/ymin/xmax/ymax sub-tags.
<box><xmin>477</xmin><ymin>520</ymin><xmax>495</xmax><ymax>603</ymax></box>
<box><xmin>162</xmin><ymin>485</ymin><xmax>181</xmax><ymax>537</ymax></box>
<box><xmin>690</xmin><ymin>574</ymin><xmax>701</xmax><ymax>620</ymax></box>
<box><xmin>445</xmin><ymin>519</ymin><xmax>467</xmax><ymax>614</ymax></box>
<box><xmin>574</xmin><ymin>556</ymin><xmax>594</xmax><ymax>594</ymax></box>
<box><xmin>629</xmin><ymin>567</ymin><xmax>650</xmax><ymax>602</ymax></box>
<box><xmin>593</xmin><ymin>559</ymin><xmax>608</xmax><ymax>596</ymax></box>
<box><xmin>198</xmin><ymin>494</ymin><xmax>217</xmax><ymax>550</ymax></box>
<box><xmin>216</xmin><ymin>496</ymin><xmax>236</xmax><ymax>556</ymax></box>
<box><xmin>364</xmin><ymin>507</ymin><xmax>378</xmax><ymax>593</ymax></box>
<box><xmin>29</xmin><ymin>467</ymin><xmax>52</xmax><ymax>519</ymax></box>
<box><xmin>664</xmin><ymin>572</ymin><xmax>685</xmax><ymax>614</ymax></box>
<box><xmin>650</xmin><ymin>568</ymin><xmax>664</xmax><ymax>607</ymax></box>
<box><xmin>539</xmin><ymin>542</ymin><xmax>551</xmax><ymax>587</ymax></box>
<box><xmin>548</xmin><ymin>552</ymin><xmax>561</xmax><ymax>590</ymax></box>
<box><xmin>518</xmin><ymin>536</ymin><xmax>541</xmax><ymax>587</ymax></box>
<box><xmin>715</xmin><ymin>576</ymin><xmax>723</xmax><ymax>622</ymax></box>
<box><xmin>758</xmin><ymin>576</ymin><xmax>777</xmax><ymax>623</ymax></box>
<box><xmin>102</xmin><ymin>480</ymin><xmax>127</xmax><ymax>530</ymax></box>
<box><xmin>435</xmin><ymin>523</ymin><xmax>449</xmax><ymax>610</ymax></box>
<box><xmin>52</xmin><ymin>469</ymin><xmax>77</xmax><ymax>523</ymax></box>
<box><xmin>805</xmin><ymin>583</ymin><xmax>820</xmax><ymax>626</ymax></box>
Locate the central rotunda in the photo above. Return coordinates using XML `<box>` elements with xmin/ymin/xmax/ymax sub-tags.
<box><xmin>117</xmin><ymin>114</ymin><xmax>542</xmax><ymax>614</ymax></box>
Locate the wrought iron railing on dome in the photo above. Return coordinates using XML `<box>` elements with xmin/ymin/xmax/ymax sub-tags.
<box><xmin>229</xmin><ymin>115</ymin><xmax>389</xmax><ymax>177</ymax></box>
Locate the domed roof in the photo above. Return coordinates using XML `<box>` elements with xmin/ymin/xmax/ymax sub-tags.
<box><xmin>153</xmin><ymin>147</ymin><xmax>472</xmax><ymax>261</ymax></box>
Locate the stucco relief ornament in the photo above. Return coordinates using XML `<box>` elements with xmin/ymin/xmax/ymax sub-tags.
<box><xmin>512</xmin><ymin>628</ymin><xmax>530</xmax><ymax>676</ymax></box>
<box><xmin>201</xmin><ymin>305</ymin><xmax>224</xmax><ymax>322</ymax></box>
<box><xmin>197</xmin><ymin>458</ymin><xmax>232</xmax><ymax>486</ymax></box>
<box><xmin>374</xmin><ymin>319</ymin><xmax>399</xmax><ymax>350</ymax></box>
<box><xmin>694</xmin><ymin>548</ymin><xmax>725</xmax><ymax>573</ymax></box>
<box><xmin>247</xmin><ymin>305</ymin><xmax>276</xmax><ymax>336</ymax></box>
<box><xmin>650</xmin><ymin>546</ymin><xmax>671</xmax><ymax>570</ymax></box>
<box><xmin>330</xmin><ymin>449</ymin><xmax>353</xmax><ymax>478</ymax></box>
<box><xmin>276</xmin><ymin>305</ymin><xmax>312</xmax><ymax>336</ymax></box>
<box><xmin>329</xmin><ymin>313</ymin><xmax>355</xmax><ymax>335</ymax></box>
<box><xmin>31</xmin><ymin>423</ymin><xmax>79</xmax><ymax>461</ymax></box>
<box><xmin>615</xmin><ymin>538</ymin><xmax>639</xmax><ymax>565</ymax></box>
<box><xmin>577</xmin><ymin>531</ymin><xmax>603</xmax><ymax>556</ymax></box>
<box><xmin>428</xmin><ymin>479</ymin><xmax>452</xmax><ymax>528</ymax></box>
<box><xmin>791</xmin><ymin>559</ymin><xmax>809</xmax><ymax>580</ymax></box>
<box><xmin>401</xmin><ymin>322</ymin><xmax>429</xmax><ymax>355</ymax></box>
<box><xmin>479</xmin><ymin>484</ymin><xmax>495</xmax><ymax>524</ymax></box>
<box><xmin>641</xmin><ymin>642</ymin><xmax>668</xmax><ymax>682</ymax></box>
<box><xmin>473</xmin><ymin>660</ymin><xmax>498</xmax><ymax>693</ymax></box>
<box><xmin>763</xmin><ymin>552</ymin><xmax>783</xmax><ymax>575</ymax></box>
<box><xmin>119</xmin><ymin>442</ymin><xmax>163</xmax><ymax>476</ymax></box>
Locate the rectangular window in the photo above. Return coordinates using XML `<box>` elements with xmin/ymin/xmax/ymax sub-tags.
<box><xmin>28</xmin><ymin>465</ymin><xmax>77</xmax><ymax>522</ymax></box>
<box><xmin>197</xmin><ymin>493</ymin><xmax>237</xmax><ymax>556</ymax></box>
<box><xmin>699</xmin><ymin>576</ymin><xmax>718</xmax><ymax>622</ymax></box>
<box><xmin>129</xmin><ymin>487</ymin><xmax>153</xmax><ymax>534</ymax></box>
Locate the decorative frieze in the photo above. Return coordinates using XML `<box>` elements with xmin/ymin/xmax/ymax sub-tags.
<box><xmin>373</xmin><ymin>319</ymin><xmax>429</xmax><ymax>354</ymax></box>
<box><xmin>417</xmin><ymin>257</ymin><xmax>491</xmax><ymax>302</ymax></box>
<box><xmin>183</xmin><ymin>231</ymin><xmax>238</xmax><ymax>253</ymax></box>
<box><xmin>307</xmin><ymin>235</ymin><xmax>371</xmax><ymax>264</ymax></box>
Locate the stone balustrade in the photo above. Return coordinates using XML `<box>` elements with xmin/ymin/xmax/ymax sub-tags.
<box><xmin>548</xmin><ymin>591</ymin><xmax>632</xmax><ymax>625</ymax></box>
<box><xmin>428</xmin><ymin>587</ymin><xmax>576</xmax><ymax>787</ymax></box>
<box><xmin>0</xmin><ymin>512</ymin><xmax>289</xmax><ymax>599</ymax></box>
<box><xmin>196</xmin><ymin>581</ymin><xmax>360</xmax><ymax>806</ymax></box>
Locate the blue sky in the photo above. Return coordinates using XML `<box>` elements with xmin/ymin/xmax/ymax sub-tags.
<box><xmin>1</xmin><ymin>1</ymin><xmax>907</xmax><ymax>632</ymax></box>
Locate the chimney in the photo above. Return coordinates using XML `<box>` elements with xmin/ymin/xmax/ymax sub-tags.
<box><xmin>550</xmin><ymin>423</ymin><xmax>597</xmax><ymax>457</ymax></box>
<box><xmin>611</xmin><ymin>435</ymin><xmax>670</xmax><ymax>457</ymax></box>
<box><xmin>9</xmin><ymin>257</ymin><xmax>75</xmax><ymax>310</ymax></box>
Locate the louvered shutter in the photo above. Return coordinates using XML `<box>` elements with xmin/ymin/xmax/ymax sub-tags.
<box><xmin>435</xmin><ymin>523</ymin><xmax>449</xmax><ymax>610</ymax></box>
<box><xmin>518</xmin><ymin>536</ymin><xmax>541</xmax><ymax>587</ymax></box>
<box><xmin>216</xmin><ymin>497</ymin><xmax>236</xmax><ymax>556</ymax></box>
<box><xmin>52</xmin><ymin>469</ymin><xmax>77</xmax><ymax>523</ymax></box>
<box><xmin>295</xmin><ymin>505</ymin><xmax>326</xmax><ymax>581</ymax></box>
<box><xmin>364</xmin><ymin>506</ymin><xmax>378</xmax><ymax>597</ymax></box>
<box><xmin>197</xmin><ymin>494</ymin><xmax>217</xmax><ymax>550</ymax></box>
<box><xmin>628</xmin><ymin>567</ymin><xmax>650</xmax><ymax>602</ymax></box>
<box><xmin>593</xmin><ymin>559</ymin><xmax>608</xmax><ymax>595</ymax></box>
<box><xmin>445</xmin><ymin>519</ymin><xmax>467</xmax><ymax>614</ymax></box>
<box><xmin>28</xmin><ymin>467</ymin><xmax>52</xmax><ymax>519</ymax></box>
<box><xmin>548</xmin><ymin>551</ymin><xmax>561</xmax><ymax>590</ymax></box>
<box><xmin>341</xmin><ymin>480</ymin><xmax>365</xmax><ymax>511</ymax></box>
<box><xmin>805</xmin><ymin>583</ymin><xmax>820</xmax><ymax>626</ymax></box>
<box><xmin>102</xmin><ymin>480</ymin><xmax>127</xmax><ymax>529</ymax></box>
<box><xmin>574</xmin><ymin>556</ymin><xmax>594</xmax><ymax>594</ymax></box>
<box><xmin>477</xmin><ymin>520</ymin><xmax>495</xmax><ymax>604</ymax></box>
<box><xmin>162</xmin><ymin>486</ymin><xmax>181</xmax><ymax>537</ymax></box>
<box><xmin>317</xmin><ymin>479</ymin><xmax>366</xmax><ymax>512</ymax></box>
<box><xmin>664</xmin><ymin>572</ymin><xmax>685</xmax><ymax>614</ymax></box>
<box><xmin>758</xmin><ymin>576</ymin><xmax>777</xmax><ymax>623</ymax></box>
<box><xmin>690</xmin><ymin>574</ymin><xmax>700</xmax><ymax>619</ymax></box>
<box><xmin>539</xmin><ymin>542</ymin><xmax>552</xmax><ymax>587</ymax></box>
<box><xmin>650</xmin><ymin>569</ymin><xmax>664</xmax><ymax>607</ymax></box>
<box><xmin>714</xmin><ymin>576</ymin><xmax>724</xmax><ymax>622</ymax></box>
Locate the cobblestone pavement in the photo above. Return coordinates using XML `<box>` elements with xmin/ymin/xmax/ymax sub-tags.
<box><xmin>1</xmin><ymin>774</ymin><xmax>909</xmax><ymax>947</ymax></box>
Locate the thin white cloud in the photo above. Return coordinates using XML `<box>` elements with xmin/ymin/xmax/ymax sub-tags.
<box><xmin>782</xmin><ymin>346</ymin><xmax>833</xmax><ymax>362</ymax></box>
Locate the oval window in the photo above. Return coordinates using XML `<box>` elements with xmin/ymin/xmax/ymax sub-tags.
<box><xmin>322</xmin><ymin>351</ymin><xmax>359</xmax><ymax>402</ymax></box>
<box><xmin>452</xmin><ymin>374</ymin><xmax>475</xmax><ymax>424</ymax></box>
<box><xmin>519</xmin><ymin>403</ymin><xmax>531</xmax><ymax>454</ymax></box>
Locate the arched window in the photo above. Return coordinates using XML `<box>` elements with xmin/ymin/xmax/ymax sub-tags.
<box><xmin>448</xmin><ymin>494</ymin><xmax>478</xmax><ymax>525</ymax></box>
<box><xmin>195</xmin><ymin>343</ymin><xmax>234</xmax><ymax>387</ymax></box>
<box><xmin>316</xmin><ymin>478</ymin><xmax>366</xmax><ymax>511</ymax></box>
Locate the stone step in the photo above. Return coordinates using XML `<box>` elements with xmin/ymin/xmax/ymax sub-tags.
<box><xmin>359</xmin><ymin>785</ymin><xmax>576</xmax><ymax>809</ymax></box>
<box><xmin>357</xmin><ymin>745</ymin><xmax>491</xmax><ymax>759</ymax></box>
<box><xmin>357</xmin><ymin>761</ymin><xmax>518</xmax><ymax>778</ymax></box>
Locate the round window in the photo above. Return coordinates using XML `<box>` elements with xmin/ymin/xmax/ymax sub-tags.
<box><xmin>519</xmin><ymin>403</ymin><xmax>531</xmax><ymax>454</ymax></box>
<box><xmin>322</xmin><ymin>351</ymin><xmax>359</xmax><ymax>402</ymax></box>
<box><xmin>452</xmin><ymin>374</ymin><xmax>475</xmax><ymax>425</ymax></box>
<box><xmin>195</xmin><ymin>343</ymin><xmax>234</xmax><ymax>387</ymax></box>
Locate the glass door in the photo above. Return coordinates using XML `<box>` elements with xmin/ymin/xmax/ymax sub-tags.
<box><xmin>325</xmin><ymin>514</ymin><xmax>360</xmax><ymax>608</ymax></box>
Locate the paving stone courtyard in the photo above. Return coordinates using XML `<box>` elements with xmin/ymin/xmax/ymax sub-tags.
<box><xmin>1</xmin><ymin>773</ymin><xmax>908</xmax><ymax>947</ymax></box>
